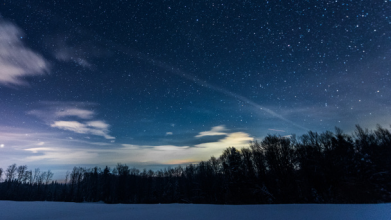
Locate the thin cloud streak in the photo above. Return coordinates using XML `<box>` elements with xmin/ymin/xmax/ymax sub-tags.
<box><xmin>28</xmin><ymin>103</ymin><xmax>96</xmax><ymax>122</ymax></box>
<box><xmin>51</xmin><ymin>120</ymin><xmax>115</xmax><ymax>140</ymax></box>
<box><xmin>119</xmin><ymin>48</ymin><xmax>308</xmax><ymax>131</ymax></box>
<box><xmin>55</xmin><ymin>108</ymin><xmax>94</xmax><ymax>119</ymax></box>
<box><xmin>195</xmin><ymin>125</ymin><xmax>228</xmax><ymax>138</ymax></box>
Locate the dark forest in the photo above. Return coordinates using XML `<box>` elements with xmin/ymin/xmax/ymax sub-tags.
<box><xmin>1</xmin><ymin>125</ymin><xmax>390</xmax><ymax>204</ymax></box>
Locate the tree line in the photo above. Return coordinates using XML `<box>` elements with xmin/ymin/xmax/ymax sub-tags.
<box><xmin>0</xmin><ymin>125</ymin><xmax>390</xmax><ymax>204</ymax></box>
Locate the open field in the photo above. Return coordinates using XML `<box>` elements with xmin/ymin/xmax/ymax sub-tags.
<box><xmin>0</xmin><ymin>201</ymin><xmax>390</xmax><ymax>220</ymax></box>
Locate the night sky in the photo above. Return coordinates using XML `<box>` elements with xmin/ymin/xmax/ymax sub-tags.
<box><xmin>1</xmin><ymin>0</ymin><xmax>390</xmax><ymax>178</ymax></box>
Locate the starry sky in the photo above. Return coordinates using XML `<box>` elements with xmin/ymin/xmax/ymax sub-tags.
<box><xmin>1</xmin><ymin>0</ymin><xmax>390</xmax><ymax>178</ymax></box>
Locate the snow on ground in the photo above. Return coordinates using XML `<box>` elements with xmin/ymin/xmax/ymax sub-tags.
<box><xmin>0</xmin><ymin>201</ymin><xmax>390</xmax><ymax>220</ymax></box>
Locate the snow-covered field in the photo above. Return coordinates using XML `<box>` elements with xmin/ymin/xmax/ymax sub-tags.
<box><xmin>0</xmin><ymin>201</ymin><xmax>390</xmax><ymax>220</ymax></box>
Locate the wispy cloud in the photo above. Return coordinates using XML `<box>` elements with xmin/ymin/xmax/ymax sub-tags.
<box><xmin>50</xmin><ymin>30</ymin><xmax>110</xmax><ymax>69</ymax></box>
<box><xmin>0</xmin><ymin>19</ymin><xmax>49</xmax><ymax>85</ymax></box>
<box><xmin>55</xmin><ymin>47</ymin><xmax>92</xmax><ymax>68</ymax></box>
<box><xmin>104</xmin><ymin>129</ymin><xmax>253</xmax><ymax>165</ymax></box>
<box><xmin>0</xmin><ymin>124</ymin><xmax>254</xmax><ymax>171</ymax></box>
<box><xmin>121</xmin><ymin>144</ymin><xmax>141</xmax><ymax>150</ymax></box>
<box><xmin>0</xmin><ymin>127</ymin><xmax>51</xmax><ymax>149</ymax></box>
<box><xmin>24</xmin><ymin>147</ymin><xmax>99</xmax><ymax>163</ymax></box>
<box><xmin>55</xmin><ymin>108</ymin><xmax>94</xmax><ymax>119</ymax></box>
<box><xmin>28</xmin><ymin>101</ymin><xmax>95</xmax><ymax>121</ymax></box>
<box><xmin>51</xmin><ymin>120</ymin><xmax>114</xmax><ymax>140</ymax></box>
<box><xmin>194</xmin><ymin>132</ymin><xmax>253</xmax><ymax>157</ymax></box>
<box><xmin>0</xmin><ymin>126</ymin><xmax>113</xmax><ymax>168</ymax></box>
<box><xmin>29</xmin><ymin>102</ymin><xmax>115</xmax><ymax>140</ymax></box>
<box><xmin>22</xmin><ymin>127</ymin><xmax>251</xmax><ymax>165</ymax></box>
<box><xmin>195</xmin><ymin>125</ymin><xmax>228</xmax><ymax>138</ymax></box>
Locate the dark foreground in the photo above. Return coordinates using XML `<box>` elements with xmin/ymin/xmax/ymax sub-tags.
<box><xmin>0</xmin><ymin>201</ymin><xmax>390</xmax><ymax>220</ymax></box>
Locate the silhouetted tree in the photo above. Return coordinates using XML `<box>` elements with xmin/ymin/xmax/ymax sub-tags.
<box><xmin>6</xmin><ymin>164</ymin><xmax>17</xmax><ymax>182</ymax></box>
<box><xmin>0</xmin><ymin>124</ymin><xmax>390</xmax><ymax>204</ymax></box>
